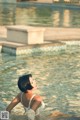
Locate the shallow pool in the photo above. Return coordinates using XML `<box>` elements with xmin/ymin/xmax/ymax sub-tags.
<box><xmin>0</xmin><ymin>44</ymin><xmax>80</xmax><ymax>118</ymax></box>
<box><xmin>0</xmin><ymin>3</ymin><xmax>80</xmax><ymax>27</ymax></box>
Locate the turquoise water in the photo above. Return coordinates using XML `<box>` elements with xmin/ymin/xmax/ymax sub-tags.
<box><xmin>0</xmin><ymin>44</ymin><xmax>80</xmax><ymax>117</ymax></box>
<box><xmin>0</xmin><ymin>3</ymin><xmax>80</xmax><ymax>27</ymax></box>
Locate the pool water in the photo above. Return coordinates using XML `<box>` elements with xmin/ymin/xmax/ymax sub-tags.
<box><xmin>0</xmin><ymin>3</ymin><xmax>80</xmax><ymax>27</ymax></box>
<box><xmin>0</xmin><ymin>44</ymin><xmax>80</xmax><ymax>118</ymax></box>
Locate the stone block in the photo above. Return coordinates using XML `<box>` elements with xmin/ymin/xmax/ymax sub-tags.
<box><xmin>6</xmin><ymin>26</ymin><xmax>45</xmax><ymax>45</ymax></box>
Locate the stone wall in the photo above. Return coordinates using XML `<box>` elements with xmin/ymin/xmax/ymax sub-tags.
<box><xmin>44</xmin><ymin>28</ymin><xmax>80</xmax><ymax>41</ymax></box>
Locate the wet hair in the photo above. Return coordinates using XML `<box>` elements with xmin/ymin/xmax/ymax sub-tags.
<box><xmin>18</xmin><ymin>74</ymin><xmax>33</xmax><ymax>93</ymax></box>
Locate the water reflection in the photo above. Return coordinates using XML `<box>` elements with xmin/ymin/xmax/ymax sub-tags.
<box><xmin>0</xmin><ymin>3</ymin><xmax>80</xmax><ymax>27</ymax></box>
<box><xmin>15</xmin><ymin>7</ymin><xmax>37</xmax><ymax>25</ymax></box>
<box><xmin>0</xmin><ymin>4</ymin><xmax>16</xmax><ymax>25</ymax></box>
<box><xmin>0</xmin><ymin>45</ymin><xmax>80</xmax><ymax>118</ymax></box>
<box><xmin>52</xmin><ymin>10</ymin><xmax>60</xmax><ymax>27</ymax></box>
<box><xmin>63</xmin><ymin>10</ymin><xmax>70</xmax><ymax>27</ymax></box>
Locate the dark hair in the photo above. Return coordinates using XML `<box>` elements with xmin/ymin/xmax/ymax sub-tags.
<box><xmin>18</xmin><ymin>74</ymin><xmax>33</xmax><ymax>93</ymax></box>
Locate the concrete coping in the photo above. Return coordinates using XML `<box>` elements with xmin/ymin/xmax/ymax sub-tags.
<box><xmin>6</xmin><ymin>25</ymin><xmax>45</xmax><ymax>32</ymax></box>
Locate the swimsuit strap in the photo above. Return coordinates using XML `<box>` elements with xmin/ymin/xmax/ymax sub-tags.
<box><xmin>21</xmin><ymin>93</ymin><xmax>36</xmax><ymax>109</ymax></box>
<box><xmin>21</xmin><ymin>92</ymin><xmax>23</xmax><ymax>104</ymax></box>
<box><xmin>28</xmin><ymin>94</ymin><xmax>36</xmax><ymax>109</ymax></box>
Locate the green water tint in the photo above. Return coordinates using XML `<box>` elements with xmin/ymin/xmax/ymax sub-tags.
<box><xmin>0</xmin><ymin>3</ymin><xmax>80</xmax><ymax>27</ymax></box>
<box><xmin>0</xmin><ymin>45</ymin><xmax>80</xmax><ymax>118</ymax></box>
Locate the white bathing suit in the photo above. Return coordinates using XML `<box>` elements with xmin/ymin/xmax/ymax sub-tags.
<box><xmin>21</xmin><ymin>93</ymin><xmax>45</xmax><ymax>116</ymax></box>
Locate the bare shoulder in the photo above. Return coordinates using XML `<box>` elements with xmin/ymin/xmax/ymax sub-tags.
<box><xmin>16</xmin><ymin>92</ymin><xmax>22</xmax><ymax>101</ymax></box>
<box><xmin>33</xmin><ymin>95</ymin><xmax>42</xmax><ymax>102</ymax></box>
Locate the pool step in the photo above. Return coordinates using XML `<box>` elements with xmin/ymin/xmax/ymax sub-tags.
<box><xmin>0</xmin><ymin>41</ymin><xmax>25</xmax><ymax>55</ymax></box>
<box><xmin>0</xmin><ymin>40</ymin><xmax>65</xmax><ymax>55</ymax></box>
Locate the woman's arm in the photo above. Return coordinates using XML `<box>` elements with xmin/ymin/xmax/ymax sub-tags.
<box><xmin>6</xmin><ymin>93</ymin><xmax>21</xmax><ymax>113</ymax></box>
<box><xmin>31</xmin><ymin>96</ymin><xmax>42</xmax><ymax>111</ymax></box>
<box><xmin>27</xmin><ymin>96</ymin><xmax>42</xmax><ymax>120</ymax></box>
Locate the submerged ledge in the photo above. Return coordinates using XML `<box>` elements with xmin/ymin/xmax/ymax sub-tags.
<box><xmin>0</xmin><ymin>41</ymin><xmax>80</xmax><ymax>56</ymax></box>
<box><xmin>0</xmin><ymin>41</ymin><xmax>66</xmax><ymax>55</ymax></box>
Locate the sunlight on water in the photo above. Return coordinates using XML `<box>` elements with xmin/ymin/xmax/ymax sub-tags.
<box><xmin>0</xmin><ymin>3</ymin><xmax>80</xmax><ymax>27</ymax></box>
<box><xmin>0</xmin><ymin>45</ymin><xmax>80</xmax><ymax>119</ymax></box>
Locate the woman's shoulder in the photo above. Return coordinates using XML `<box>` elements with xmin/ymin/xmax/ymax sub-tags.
<box><xmin>34</xmin><ymin>95</ymin><xmax>45</xmax><ymax>108</ymax></box>
<box><xmin>33</xmin><ymin>95</ymin><xmax>42</xmax><ymax>102</ymax></box>
<box><xmin>16</xmin><ymin>92</ymin><xmax>22</xmax><ymax>101</ymax></box>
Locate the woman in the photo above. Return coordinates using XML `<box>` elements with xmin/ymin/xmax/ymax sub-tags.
<box><xmin>6</xmin><ymin>74</ymin><xmax>45</xmax><ymax>120</ymax></box>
